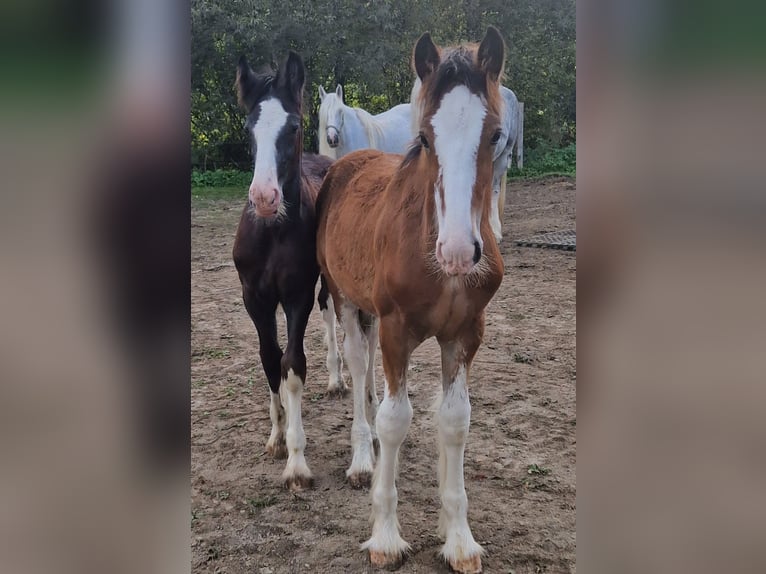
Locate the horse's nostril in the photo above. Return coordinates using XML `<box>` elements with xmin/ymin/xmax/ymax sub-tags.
<box><xmin>473</xmin><ymin>241</ymin><xmax>481</xmax><ymax>264</ymax></box>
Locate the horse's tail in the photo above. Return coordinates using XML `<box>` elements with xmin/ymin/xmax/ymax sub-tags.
<box><xmin>354</xmin><ymin>107</ymin><xmax>386</xmax><ymax>149</ymax></box>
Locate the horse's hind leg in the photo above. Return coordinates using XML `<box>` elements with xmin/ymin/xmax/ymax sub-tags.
<box><xmin>363</xmin><ymin>316</ymin><xmax>380</xmax><ymax>449</ymax></box>
<box><xmin>436</xmin><ymin>325</ymin><xmax>484</xmax><ymax>574</ymax></box>
<box><xmin>249</xmin><ymin>306</ymin><xmax>286</xmax><ymax>459</ymax></box>
<box><xmin>318</xmin><ymin>275</ymin><xmax>345</xmax><ymax>396</ymax></box>
<box><xmin>280</xmin><ymin>293</ymin><xmax>315</xmax><ymax>491</ymax></box>
<box><xmin>339</xmin><ymin>302</ymin><xmax>375</xmax><ymax>487</ymax></box>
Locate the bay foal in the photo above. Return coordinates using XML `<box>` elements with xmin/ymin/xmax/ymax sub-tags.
<box><xmin>232</xmin><ymin>51</ymin><xmax>343</xmax><ymax>490</ymax></box>
<box><xmin>317</xmin><ymin>28</ymin><xmax>506</xmax><ymax>573</ymax></box>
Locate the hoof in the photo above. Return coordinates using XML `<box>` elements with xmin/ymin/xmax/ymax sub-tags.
<box><xmin>369</xmin><ymin>549</ymin><xmax>406</xmax><ymax>570</ymax></box>
<box><xmin>347</xmin><ymin>470</ymin><xmax>372</xmax><ymax>489</ymax></box>
<box><xmin>326</xmin><ymin>383</ymin><xmax>348</xmax><ymax>398</ymax></box>
<box><xmin>448</xmin><ymin>555</ymin><xmax>482</xmax><ymax>574</ymax></box>
<box><xmin>266</xmin><ymin>441</ymin><xmax>287</xmax><ymax>460</ymax></box>
<box><xmin>283</xmin><ymin>474</ymin><xmax>314</xmax><ymax>492</ymax></box>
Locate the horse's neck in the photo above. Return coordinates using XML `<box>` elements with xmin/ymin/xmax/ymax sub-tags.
<box><xmin>281</xmin><ymin>162</ymin><xmax>308</xmax><ymax>221</ymax></box>
<box><xmin>338</xmin><ymin>108</ymin><xmax>369</xmax><ymax>155</ymax></box>
<box><xmin>382</xmin><ymin>163</ymin><xmax>439</xmax><ymax>249</ymax></box>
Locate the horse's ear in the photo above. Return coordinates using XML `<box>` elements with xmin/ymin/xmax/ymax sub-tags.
<box><xmin>413</xmin><ymin>32</ymin><xmax>440</xmax><ymax>81</ymax></box>
<box><xmin>478</xmin><ymin>26</ymin><xmax>505</xmax><ymax>83</ymax></box>
<box><xmin>319</xmin><ymin>85</ymin><xmax>327</xmax><ymax>101</ymax></box>
<box><xmin>235</xmin><ymin>55</ymin><xmax>260</xmax><ymax>112</ymax></box>
<box><xmin>335</xmin><ymin>84</ymin><xmax>343</xmax><ymax>101</ymax></box>
<box><xmin>277</xmin><ymin>51</ymin><xmax>305</xmax><ymax>104</ymax></box>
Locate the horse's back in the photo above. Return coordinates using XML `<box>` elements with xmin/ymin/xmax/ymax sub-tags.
<box><xmin>316</xmin><ymin>149</ymin><xmax>400</xmax><ymax>314</ymax></box>
<box><xmin>318</xmin><ymin>149</ymin><xmax>397</xmax><ymax>215</ymax></box>
<box><xmin>373</xmin><ymin>104</ymin><xmax>413</xmax><ymax>154</ymax></box>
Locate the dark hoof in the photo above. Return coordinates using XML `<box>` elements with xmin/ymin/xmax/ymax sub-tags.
<box><xmin>370</xmin><ymin>549</ymin><xmax>407</xmax><ymax>570</ymax></box>
<box><xmin>348</xmin><ymin>471</ymin><xmax>372</xmax><ymax>489</ymax></box>
<box><xmin>284</xmin><ymin>474</ymin><xmax>314</xmax><ymax>492</ymax></box>
<box><xmin>266</xmin><ymin>441</ymin><xmax>287</xmax><ymax>460</ymax></box>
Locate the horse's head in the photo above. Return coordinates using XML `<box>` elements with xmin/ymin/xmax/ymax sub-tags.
<box><xmin>411</xmin><ymin>27</ymin><xmax>505</xmax><ymax>276</ymax></box>
<box><xmin>318</xmin><ymin>85</ymin><xmax>344</xmax><ymax>148</ymax></box>
<box><xmin>236</xmin><ymin>51</ymin><xmax>305</xmax><ymax>219</ymax></box>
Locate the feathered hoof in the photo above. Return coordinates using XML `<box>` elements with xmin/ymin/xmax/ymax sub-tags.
<box><xmin>266</xmin><ymin>441</ymin><xmax>287</xmax><ymax>460</ymax></box>
<box><xmin>447</xmin><ymin>554</ymin><xmax>482</xmax><ymax>574</ymax></box>
<box><xmin>347</xmin><ymin>470</ymin><xmax>372</xmax><ymax>489</ymax></box>
<box><xmin>283</xmin><ymin>473</ymin><xmax>314</xmax><ymax>492</ymax></box>
<box><xmin>369</xmin><ymin>548</ymin><xmax>407</xmax><ymax>570</ymax></box>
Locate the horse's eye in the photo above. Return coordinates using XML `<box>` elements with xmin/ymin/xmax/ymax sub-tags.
<box><xmin>490</xmin><ymin>130</ymin><xmax>502</xmax><ymax>145</ymax></box>
<box><xmin>419</xmin><ymin>133</ymin><xmax>430</xmax><ymax>150</ymax></box>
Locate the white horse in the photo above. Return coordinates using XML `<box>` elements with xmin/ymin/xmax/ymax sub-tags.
<box><xmin>318</xmin><ymin>85</ymin><xmax>413</xmax><ymax>159</ymax></box>
<box><xmin>410</xmin><ymin>78</ymin><xmax>524</xmax><ymax>241</ymax></box>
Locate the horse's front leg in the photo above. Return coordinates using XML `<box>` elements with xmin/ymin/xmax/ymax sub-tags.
<box><xmin>280</xmin><ymin>294</ymin><xmax>315</xmax><ymax>491</ymax></box>
<box><xmin>363</xmin><ymin>313</ymin><xmax>415</xmax><ymax>568</ymax></box>
<box><xmin>244</xmin><ymin>295</ymin><xmax>286</xmax><ymax>460</ymax></box>
<box><xmin>436</xmin><ymin>326</ymin><xmax>484</xmax><ymax>574</ymax></box>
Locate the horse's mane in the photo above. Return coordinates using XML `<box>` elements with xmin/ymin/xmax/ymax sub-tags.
<box><xmin>409</xmin><ymin>77</ymin><xmax>423</xmax><ymax>136</ymax></box>
<box><xmin>353</xmin><ymin>107</ymin><xmax>385</xmax><ymax>149</ymax></box>
<box><xmin>300</xmin><ymin>153</ymin><xmax>333</xmax><ymax>208</ymax></box>
<box><xmin>318</xmin><ymin>92</ymin><xmax>387</xmax><ymax>151</ymax></box>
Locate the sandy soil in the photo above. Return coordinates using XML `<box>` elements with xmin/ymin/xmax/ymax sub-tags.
<box><xmin>191</xmin><ymin>177</ymin><xmax>576</xmax><ymax>573</ymax></box>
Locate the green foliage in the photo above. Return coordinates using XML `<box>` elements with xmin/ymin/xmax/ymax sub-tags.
<box><xmin>191</xmin><ymin>186</ymin><xmax>247</xmax><ymax>204</ymax></box>
<box><xmin>191</xmin><ymin>169</ymin><xmax>251</xmax><ymax>189</ymax></box>
<box><xmin>509</xmin><ymin>143</ymin><xmax>576</xmax><ymax>178</ymax></box>
<box><xmin>527</xmin><ymin>463</ymin><xmax>552</xmax><ymax>476</ymax></box>
<box><xmin>192</xmin><ymin>0</ymin><xmax>575</xmax><ymax>170</ymax></box>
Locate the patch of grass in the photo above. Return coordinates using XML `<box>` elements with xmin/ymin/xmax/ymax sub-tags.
<box><xmin>527</xmin><ymin>463</ymin><xmax>552</xmax><ymax>476</ymax></box>
<box><xmin>191</xmin><ymin>185</ymin><xmax>246</xmax><ymax>202</ymax></box>
<box><xmin>508</xmin><ymin>142</ymin><xmax>575</xmax><ymax>179</ymax></box>
<box><xmin>247</xmin><ymin>495</ymin><xmax>277</xmax><ymax>513</ymax></box>
<box><xmin>192</xmin><ymin>168</ymin><xmax>251</xmax><ymax>188</ymax></box>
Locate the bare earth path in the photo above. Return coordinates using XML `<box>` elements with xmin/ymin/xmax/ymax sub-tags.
<box><xmin>192</xmin><ymin>177</ymin><xmax>576</xmax><ymax>573</ymax></box>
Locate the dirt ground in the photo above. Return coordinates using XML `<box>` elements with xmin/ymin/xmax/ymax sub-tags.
<box><xmin>191</xmin><ymin>177</ymin><xmax>576</xmax><ymax>573</ymax></box>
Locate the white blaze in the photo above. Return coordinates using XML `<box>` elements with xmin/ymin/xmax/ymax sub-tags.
<box><xmin>250</xmin><ymin>98</ymin><xmax>289</xmax><ymax>200</ymax></box>
<box><xmin>430</xmin><ymin>86</ymin><xmax>487</xmax><ymax>275</ymax></box>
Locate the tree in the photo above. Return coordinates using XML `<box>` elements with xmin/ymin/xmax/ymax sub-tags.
<box><xmin>191</xmin><ymin>0</ymin><xmax>576</xmax><ymax>168</ymax></box>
